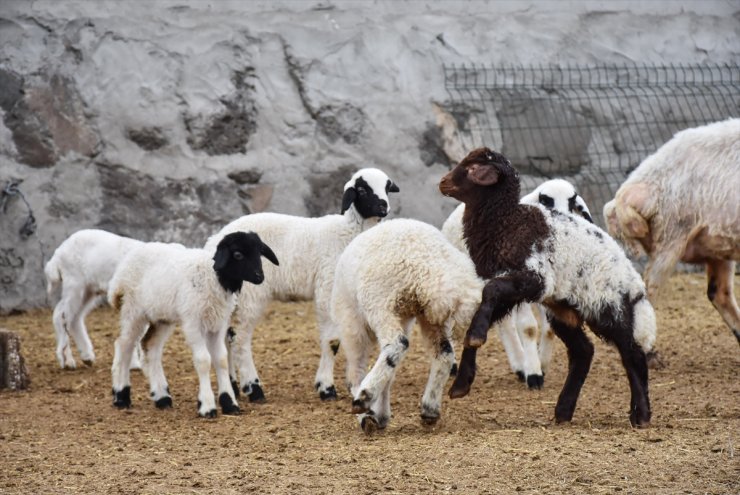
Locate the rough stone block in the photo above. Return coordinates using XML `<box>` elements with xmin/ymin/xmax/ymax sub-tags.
<box><xmin>0</xmin><ymin>328</ymin><xmax>30</xmax><ymax>390</ymax></box>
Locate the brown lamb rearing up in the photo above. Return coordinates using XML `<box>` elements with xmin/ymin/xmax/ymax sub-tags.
<box><xmin>439</xmin><ymin>147</ymin><xmax>657</xmax><ymax>427</ymax></box>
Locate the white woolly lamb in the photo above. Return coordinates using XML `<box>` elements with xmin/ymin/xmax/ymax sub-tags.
<box><xmin>108</xmin><ymin>232</ymin><xmax>279</xmax><ymax>417</ymax></box>
<box><xmin>44</xmin><ymin>229</ymin><xmax>144</xmax><ymax>369</ymax></box>
<box><xmin>204</xmin><ymin>167</ymin><xmax>399</xmax><ymax>402</ymax></box>
<box><xmin>604</xmin><ymin>118</ymin><xmax>740</xmax><ymax>345</ymax></box>
<box><xmin>440</xmin><ymin>148</ymin><xmax>657</xmax><ymax>427</ymax></box>
<box><xmin>441</xmin><ymin>179</ymin><xmax>594</xmax><ymax>387</ymax></box>
<box><xmin>331</xmin><ymin>218</ymin><xmax>484</xmax><ymax>433</ymax></box>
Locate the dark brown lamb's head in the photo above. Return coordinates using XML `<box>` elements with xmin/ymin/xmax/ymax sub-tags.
<box><xmin>439</xmin><ymin>147</ymin><xmax>520</xmax><ymax>205</ymax></box>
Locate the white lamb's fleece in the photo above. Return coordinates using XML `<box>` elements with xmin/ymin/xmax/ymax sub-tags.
<box><xmin>530</xmin><ymin>206</ymin><xmax>656</xmax><ymax>352</ymax></box>
<box><xmin>44</xmin><ymin>229</ymin><xmax>145</xmax><ymax>369</ymax></box>
<box><xmin>331</xmin><ymin>218</ymin><xmax>484</xmax><ymax>432</ymax></box>
<box><xmin>203</xmin><ymin>167</ymin><xmax>399</xmax><ymax>402</ymax></box>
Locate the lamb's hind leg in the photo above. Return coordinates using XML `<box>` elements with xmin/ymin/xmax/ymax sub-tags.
<box><xmin>419</xmin><ymin>320</ymin><xmax>456</xmax><ymax>425</ymax></box>
<box><xmin>206</xmin><ymin>328</ymin><xmax>240</xmax><ymax>415</ymax></box>
<box><xmin>706</xmin><ymin>259</ymin><xmax>740</xmax><ymax>345</ymax></box>
<box><xmin>314</xmin><ymin>307</ymin><xmax>341</xmax><ymax>401</ymax></box>
<box><xmin>233</xmin><ymin>300</ymin><xmax>269</xmax><ymax>403</ymax></box>
<box><xmin>549</xmin><ymin>317</ymin><xmax>594</xmax><ymax>424</ymax></box>
<box><xmin>140</xmin><ymin>322</ymin><xmax>176</xmax><ymax>409</ymax></box>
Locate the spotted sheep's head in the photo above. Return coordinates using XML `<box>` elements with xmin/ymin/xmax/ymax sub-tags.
<box><xmin>439</xmin><ymin>147</ymin><xmax>519</xmax><ymax>205</ymax></box>
<box><xmin>521</xmin><ymin>178</ymin><xmax>594</xmax><ymax>223</ymax></box>
<box><xmin>341</xmin><ymin>168</ymin><xmax>400</xmax><ymax>219</ymax></box>
<box><xmin>212</xmin><ymin>231</ymin><xmax>280</xmax><ymax>293</ymax></box>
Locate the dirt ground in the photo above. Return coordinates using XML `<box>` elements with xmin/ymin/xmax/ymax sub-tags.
<box><xmin>1</xmin><ymin>273</ymin><xmax>738</xmax><ymax>494</ymax></box>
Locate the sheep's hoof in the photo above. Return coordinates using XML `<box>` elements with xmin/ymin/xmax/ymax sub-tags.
<box><xmin>244</xmin><ymin>383</ymin><xmax>266</xmax><ymax>403</ymax></box>
<box><xmin>112</xmin><ymin>386</ymin><xmax>132</xmax><ymax>409</ymax></box>
<box><xmin>219</xmin><ymin>392</ymin><xmax>241</xmax><ymax>415</ymax></box>
<box><xmin>515</xmin><ymin>370</ymin><xmax>525</xmax><ymax>382</ymax></box>
<box><xmin>646</xmin><ymin>350</ymin><xmax>666</xmax><ymax>370</ymax></box>
<box><xmin>554</xmin><ymin>405</ymin><xmax>574</xmax><ymax>424</ymax></box>
<box><xmin>526</xmin><ymin>374</ymin><xmax>544</xmax><ymax>390</ymax></box>
<box><xmin>629</xmin><ymin>409</ymin><xmax>651</xmax><ymax>428</ymax></box>
<box><xmin>82</xmin><ymin>359</ymin><xmax>94</xmax><ymax>367</ymax></box>
<box><xmin>420</xmin><ymin>411</ymin><xmax>440</xmax><ymax>426</ymax></box>
<box><xmin>360</xmin><ymin>415</ymin><xmax>380</xmax><ymax>435</ymax></box>
<box><xmin>319</xmin><ymin>385</ymin><xmax>338</xmax><ymax>401</ymax></box>
<box><xmin>351</xmin><ymin>398</ymin><xmax>369</xmax><ymax>415</ymax></box>
<box><xmin>154</xmin><ymin>396</ymin><xmax>173</xmax><ymax>409</ymax></box>
<box><xmin>199</xmin><ymin>409</ymin><xmax>217</xmax><ymax>418</ymax></box>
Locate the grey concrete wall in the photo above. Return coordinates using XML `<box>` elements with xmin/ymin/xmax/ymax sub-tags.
<box><xmin>1</xmin><ymin>0</ymin><xmax>738</xmax><ymax>312</ymax></box>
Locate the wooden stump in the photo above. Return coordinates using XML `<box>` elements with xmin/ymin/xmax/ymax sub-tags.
<box><xmin>0</xmin><ymin>328</ymin><xmax>30</xmax><ymax>390</ymax></box>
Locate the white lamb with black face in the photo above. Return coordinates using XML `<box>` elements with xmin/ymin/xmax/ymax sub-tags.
<box><xmin>204</xmin><ymin>168</ymin><xmax>399</xmax><ymax>403</ymax></box>
<box><xmin>108</xmin><ymin>231</ymin><xmax>279</xmax><ymax>418</ymax></box>
<box><xmin>441</xmin><ymin>178</ymin><xmax>593</xmax><ymax>388</ymax></box>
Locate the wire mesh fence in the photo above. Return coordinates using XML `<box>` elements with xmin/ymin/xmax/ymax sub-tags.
<box><xmin>442</xmin><ymin>63</ymin><xmax>740</xmax><ymax>236</ymax></box>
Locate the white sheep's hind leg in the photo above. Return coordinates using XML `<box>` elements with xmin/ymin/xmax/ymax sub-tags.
<box><xmin>112</xmin><ymin>312</ymin><xmax>148</xmax><ymax>409</ymax></box>
<box><xmin>53</xmin><ymin>287</ymin><xmax>85</xmax><ymax>369</ymax></box>
<box><xmin>354</xmin><ymin>318</ymin><xmax>413</xmax><ymax>434</ymax></box>
<box><xmin>419</xmin><ymin>319</ymin><xmax>456</xmax><ymax>425</ymax></box>
<box><xmin>233</xmin><ymin>299</ymin><xmax>269</xmax><ymax>403</ymax></box>
<box><xmin>183</xmin><ymin>323</ymin><xmax>217</xmax><ymax>418</ymax></box>
<box><xmin>535</xmin><ymin>304</ymin><xmax>555</xmax><ymax>374</ymax></box>
<box><xmin>129</xmin><ymin>339</ymin><xmax>144</xmax><ymax>370</ymax></box>
<box><xmin>314</xmin><ymin>306</ymin><xmax>341</xmax><ymax>401</ymax></box>
<box><xmin>514</xmin><ymin>304</ymin><xmax>544</xmax><ymax>389</ymax></box>
<box><xmin>340</xmin><ymin>314</ymin><xmax>372</xmax><ymax>398</ymax></box>
<box><xmin>140</xmin><ymin>322</ymin><xmax>176</xmax><ymax>409</ymax></box>
<box><xmin>706</xmin><ymin>259</ymin><xmax>740</xmax><ymax>345</ymax></box>
<box><xmin>53</xmin><ymin>300</ymin><xmax>75</xmax><ymax>369</ymax></box>
<box><xmin>496</xmin><ymin>313</ymin><xmax>526</xmax><ymax>381</ymax></box>
<box><xmin>69</xmin><ymin>291</ymin><xmax>100</xmax><ymax>366</ymax></box>
<box><xmin>206</xmin><ymin>328</ymin><xmax>240</xmax><ymax>415</ymax></box>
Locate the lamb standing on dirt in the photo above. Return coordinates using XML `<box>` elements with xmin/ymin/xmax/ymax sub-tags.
<box><xmin>331</xmin><ymin>218</ymin><xmax>484</xmax><ymax>433</ymax></box>
<box><xmin>442</xmin><ymin>179</ymin><xmax>594</xmax><ymax>387</ymax></box>
<box><xmin>109</xmin><ymin>232</ymin><xmax>279</xmax><ymax>417</ymax></box>
<box><xmin>604</xmin><ymin>118</ymin><xmax>740</xmax><ymax>345</ymax></box>
<box><xmin>204</xmin><ymin>168</ymin><xmax>399</xmax><ymax>402</ymax></box>
<box><xmin>44</xmin><ymin>229</ymin><xmax>144</xmax><ymax>369</ymax></box>
<box><xmin>439</xmin><ymin>147</ymin><xmax>657</xmax><ymax>427</ymax></box>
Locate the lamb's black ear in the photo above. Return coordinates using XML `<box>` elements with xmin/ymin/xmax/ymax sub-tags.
<box><xmin>579</xmin><ymin>209</ymin><xmax>594</xmax><ymax>223</ymax></box>
<box><xmin>341</xmin><ymin>187</ymin><xmax>356</xmax><ymax>214</ymax></box>
<box><xmin>213</xmin><ymin>246</ymin><xmax>229</xmax><ymax>270</ymax></box>
<box><xmin>260</xmin><ymin>241</ymin><xmax>279</xmax><ymax>266</ymax></box>
<box><xmin>387</xmin><ymin>179</ymin><xmax>400</xmax><ymax>193</ymax></box>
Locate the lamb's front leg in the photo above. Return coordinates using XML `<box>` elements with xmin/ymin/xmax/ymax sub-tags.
<box><xmin>206</xmin><ymin>329</ymin><xmax>240</xmax><ymax>415</ymax></box>
<box><xmin>184</xmin><ymin>325</ymin><xmax>217</xmax><ymax>418</ymax></box>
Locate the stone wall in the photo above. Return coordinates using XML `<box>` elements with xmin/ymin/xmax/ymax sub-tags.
<box><xmin>0</xmin><ymin>0</ymin><xmax>738</xmax><ymax>312</ymax></box>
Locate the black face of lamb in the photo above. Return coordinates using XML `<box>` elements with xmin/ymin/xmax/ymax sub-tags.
<box><xmin>341</xmin><ymin>177</ymin><xmax>394</xmax><ymax>218</ymax></box>
<box><xmin>213</xmin><ymin>232</ymin><xmax>280</xmax><ymax>293</ymax></box>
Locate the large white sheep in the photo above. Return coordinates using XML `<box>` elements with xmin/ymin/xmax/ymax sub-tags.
<box><xmin>204</xmin><ymin>168</ymin><xmax>399</xmax><ymax>402</ymax></box>
<box><xmin>108</xmin><ymin>232</ymin><xmax>279</xmax><ymax>417</ymax></box>
<box><xmin>44</xmin><ymin>229</ymin><xmax>144</xmax><ymax>369</ymax></box>
<box><xmin>604</xmin><ymin>118</ymin><xmax>740</xmax><ymax>345</ymax></box>
<box><xmin>441</xmin><ymin>179</ymin><xmax>593</xmax><ymax>387</ymax></box>
<box><xmin>440</xmin><ymin>147</ymin><xmax>657</xmax><ymax>427</ymax></box>
<box><xmin>331</xmin><ymin>218</ymin><xmax>484</xmax><ymax>433</ymax></box>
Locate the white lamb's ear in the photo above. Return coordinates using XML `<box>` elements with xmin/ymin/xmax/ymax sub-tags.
<box><xmin>468</xmin><ymin>163</ymin><xmax>499</xmax><ymax>186</ymax></box>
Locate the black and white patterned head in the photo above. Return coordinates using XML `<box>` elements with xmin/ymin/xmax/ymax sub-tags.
<box><xmin>521</xmin><ymin>179</ymin><xmax>593</xmax><ymax>223</ymax></box>
<box><xmin>341</xmin><ymin>168</ymin><xmax>400</xmax><ymax>219</ymax></box>
<box><xmin>213</xmin><ymin>231</ymin><xmax>280</xmax><ymax>293</ymax></box>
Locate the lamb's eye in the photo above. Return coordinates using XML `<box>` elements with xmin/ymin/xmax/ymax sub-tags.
<box><xmin>357</xmin><ymin>187</ymin><xmax>367</xmax><ymax>196</ymax></box>
<box><xmin>233</xmin><ymin>251</ymin><xmax>244</xmax><ymax>260</ymax></box>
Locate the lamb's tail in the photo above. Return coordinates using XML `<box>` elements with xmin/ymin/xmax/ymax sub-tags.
<box><xmin>632</xmin><ymin>296</ymin><xmax>657</xmax><ymax>353</ymax></box>
<box><xmin>44</xmin><ymin>254</ymin><xmax>62</xmax><ymax>301</ymax></box>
